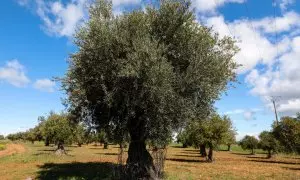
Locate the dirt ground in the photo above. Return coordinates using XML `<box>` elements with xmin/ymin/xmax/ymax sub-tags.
<box><xmin>0</xmin><ymin>143</ymin><xmax>26</xmax><ymax>158</ymax></box>
<box><xmin>0</xmin><ymin>143</ymin><xmax>300</xmax><ymax>180</ymax></box>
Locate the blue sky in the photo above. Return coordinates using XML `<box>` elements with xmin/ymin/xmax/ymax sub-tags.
<box><xmin>1</xmin><ymin>0</ymin><xmax>300</xmax><ymax>140</ymax></box>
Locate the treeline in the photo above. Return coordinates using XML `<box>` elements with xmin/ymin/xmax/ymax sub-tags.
<box><xmin>239</xmin><ymin>113</ymin><xmax>300</xmax><ymax>158</ymax></box>
<box><xmin>177</xmin><ymin>112</ymin><xmax>300</xmax><ymax>160</ymax></box>
<box><xmin>6</xmin><ymin>111</ymin><xmax>110</xmax><ymax>154</ymax></box>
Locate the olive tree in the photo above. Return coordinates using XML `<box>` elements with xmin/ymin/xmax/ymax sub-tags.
<box><xmin>273</xmin><ymin>116</ymin><xmax>300</xmax><ymax>154</ymax></box>
<box><xmin>0</xmin><ymin>135</ymin><xmax>5</xmax><ymax>140</ymax></box>
<box><xmin>239</xmin><ymin>135</ymin><xmax>259</xmax><ymax>155</ymax></box>
<box><xmin>62</xmin><ymin>0</ymin><xmax>238</xmax><ymax>178</ymax></box>
<box><xmin>187</xmin><ymin>114</ymin><xmax>235</xmax><ymax>162</ymax></box>
<box><xmin>224</xmin><ymin>129</ymin><xmax>236</xmax><ymax>151</ymax></box>
<box><xmin>258</xmin><ymin>131</ymin><xmax>280</xmax><ymax>158</ymax></box>
<box><xmin>43</xmin><ymin>112</ymin><xmax>73</xmax><ymax>154</ymax></box>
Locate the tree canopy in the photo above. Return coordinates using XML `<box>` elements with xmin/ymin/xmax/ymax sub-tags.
<box><xmin>239</xmin><ymin>135</ymin><xmax>259</xmax><ymax>155</ymax></box>
<box><xmin>62</xmin><ymin>0</ymin><xmax>238</xmax><ymax>178</ymax></box>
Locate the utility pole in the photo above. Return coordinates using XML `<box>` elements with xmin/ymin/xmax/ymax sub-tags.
<box><xmin>270</xmin><ymin>96</ymin><xmax>280</xmax><ymax>126</ymax></box>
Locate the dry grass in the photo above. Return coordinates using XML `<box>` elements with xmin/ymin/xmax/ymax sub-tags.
<box><xmin>0</xmin><ymin>142</ymin><xmax>299</xmax><ymax>180</ymax></box>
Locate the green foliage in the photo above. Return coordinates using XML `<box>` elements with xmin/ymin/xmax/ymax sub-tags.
<box><xmin>62</xmin><ymin>0</ymin><xmax>238</xmax><ymax>147</ymax></box>
<box><xmin>7</xmin><ymin>132</ymin><xmax>26</xmax><ymax>141</ymax></box>
<box><xmin>273</xmin><ymin>116</ymin><xmax>300</xmax><ymax>154</ymax></box>
<box><xmin>258</xmin><ymin>131</ymin><xmax>280</xmax><ymax>157</ymax></box>
<box><xmin>239</xmin><ymin>135</ymin><xmax>259</xmax><ymax>154</ymax></box>
<box><xmin>0</xmin><ymin>144</ymin><xmax>5</xmax><ymax>151</ymax></box>
<box><xmin>72</xmin><ymin>124</ymin><xmax>87</xmax><ymax>146</ymax></box>
<box><xmin>0</xmin><ymin>135</ymin><xmax>4</xmax><ymax>140</ymax></box>
<box><xmin>43</xmin><ymin>112</ymin><xmax>73</xmax><ymax>145</ymax></box>
<box><xmin>184</xmin><ymin>114</ymin><xmax>235</xmax><ymax>150</ymax></box>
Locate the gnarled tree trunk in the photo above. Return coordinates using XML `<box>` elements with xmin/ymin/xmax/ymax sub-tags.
<box><xmin>267</xmin><ymin>150</ymin><xmax>272</xmax><ymax>158</ymax></box>
<box><xmin>104</xmin><ymin>142</ymin><xmax>108</xmax><ymax>149</ymax></box>
<box><xmin>45</xmin><ymin>137</ymin><xmax>50</xmax><ymax>146</ymax></box>
<box><xmin>200</xmin><ymin>144</ymin><xmax>207</xmax><ymax>157</ymax></box>
<box><xmin>251</xmin><ymin>148</ymin><xmax>255</xmax><ymax>155</ymax></box>
<box><xmin>227</xmin><ymin>144</ymin><xmax>231</xmax><ymax>151</ymax></box>
<box><xmin>55</xmin><ymin>141</ymin><xmax>66</xmax><ymax>155</ymax></box>
<box><xmin>207</xmin><ymin>144</ymin><xmax>213</xmax><ymax>162</ymax></box>
<box><xmin>126</xmin><ymin>119</ymin><xmax>157</xmax><ymax>180</ymax></box>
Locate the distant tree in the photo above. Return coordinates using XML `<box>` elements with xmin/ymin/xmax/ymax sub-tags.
<box><xmin>25</xmin><ymin>129</ymin><xmax>36</xmax><ymax>144</ymax></box>
<box><xmin>43</xmin><ymin>112</ymin><xmax>73</xmax><ymax>154</ymax></box>
<box><xmin>0</xmin><ymin>135</ymin><xmax>4</xmax><ymax>140</ymax></box>
<box><xmin>273</xmin><ymin>116</ymin><xmax>300</xmax><ymax>154</ymax></box>
<box><xmin>62</xmin><ymin>0</ymin><xmax>238</xmax><ymax>178</ymax></box>
<box><xmin>258</xmin><ymin>131</ymin><xmax>280</xmax><ymax>158</ymax></box>
<box><xmin>97</xmin><ymin>130</ymin><xmax>109</xmax><ymax>149</ymax></box>
<box><xmin>187</xmin><ymin>114</ymin><xmax>235</xmax><ymax>161</ymax></box>
<box><xmin>239</xmin><ymin>135</ymin><xmax>259</xmax><ymax>155</ymax></box>
<box><xmin>7</xmin><ymin>132</ymin><xmax>26</xmax><ymax>141</ymax></box>
<box><xmin>73</xmin><ymin>124</ymin><xmax>87</xmax><ymax>147</ymax></box>
<box><xmin>224</xmin><ymin>129</ymin><xmax>236</xmax><ymax>151</ymax></box>
<box><xmin>176</xmin><ymin>130</ymin><xmax>192</xmax><ymax>148</ymax></box>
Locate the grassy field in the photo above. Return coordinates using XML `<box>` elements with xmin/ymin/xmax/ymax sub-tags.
<box><xmin>0</xmin><ymin>140</ymin><xmax>9</xmax><ymax>151</ymax></box>
<box><xmin>0</xmin><ymin>144</ymin><xmax>6</xmax><ymax>151</ymax></box>
<box><xmin>0</xmin><ymin>142</ymin><xmax>300</xmax><ymax>180</ymax></box>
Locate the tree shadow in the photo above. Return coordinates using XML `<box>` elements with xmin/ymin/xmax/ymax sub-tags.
<box><xmin>173</xmin><ymin>154</ymin><xmax>201</xmax><ymax>158</ymax></box>
<box><xmin>166</xmin><ymin>158</ymin><xmax>206</xmax><ymax>163</ymax></box>
<box><xmin>169</xmin><ymin>145</ymin><xmax>184</xmax><ymax>148</ymax></box>
<box><xmin>282</xmin><ymin>166</ymin><xmax>300</xmax><ymax>171</ymax></box>
<box><xmin>231</xmin><ymin>152</ymin><xmax>249</xmax><ymax>156</ymax></box>
<box><xmin>246</xmin><ymin>156</ymin><xmax>268</xmax><ymax>159</ymax></box>
<box><xmin>249</xmin><ymin>159</ymin><xmax>300</xmax><ymax>165</ymax></box>
<box><xmin>182</xmin><ymin>149</ymin><xmax>199</xmax><ymax>152</ymax></box>
<box><xmin>180</xmin><ymin>152</ymin><xmax>200</xmax><ymax>156</ymax></box>
<box><xmin>95</xmin><ymin>152</ymin><xmax>119</xmax><ymax>156</ymax></box>
<box><xmin>89</xmin><ymin>147</ymin><xmax>105</xmax><ymax>150</ymax></box>
<box><xmin>37</xmin><ymin>149</ymin><xmax>72</xmax><ymax>152</ymax></box>
<box><xmin>37</xmin><ymin>162</ymin><xmax>120</xmax><ymax>180</ymax></box>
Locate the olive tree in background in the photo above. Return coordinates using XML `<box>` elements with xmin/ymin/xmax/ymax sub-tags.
<box><xmin>62</xmin><ymin>0</ymin><xmax>238</xmax><ymax>178</ymax></box>
<box><xmin>239</xmin><ymin>135</ymin><xmax>259</xmax><ymax>155</ymax></box>
<box><xmin>43</xmin><ymin>112</ymin><xmax>73</xmax><ymax>155</ymax></box>
<box><xmin>273</xmin><ymin>116</ymin><xmax>300</xmax><ymax>154</ymax></box>
<box><xmin>258</xmin><ymin>131</ymin><xmax>280</xmax><ymax>158</ymax></box>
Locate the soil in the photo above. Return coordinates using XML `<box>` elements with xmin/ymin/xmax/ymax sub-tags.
<box><xmin>0</xmin><ymin>144</ymin><xmax>26</xmax><ymax>157</ymax></box>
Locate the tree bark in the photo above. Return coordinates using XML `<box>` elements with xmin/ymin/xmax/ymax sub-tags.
<box><xmin>126</xmin><ymin>140</ymin><xmax>157</xmax><ymax>180</ymax></box>
<box><xmin>251</xmin><ymin>148</ymin><xmax>255</xmax><ymax>155</ymax></box>
<box><xmin>227</xmin><ymin>144</ymin><xmax>231</xmax><ymax>151</ymax></box>
<box><xmin>200</xmin><ymin>144</ymin><xmax>207</xmax><ymax>157</ymax></box>
<box><xmin>126</xmin><ymin>118</ymin><xmax>157</xmax><ymax>180</ymax></box>
<box><xmin>45</xmin><ymin>138</ymin><xmax>49</xmax><ymax>146</ymax></box>
<box><xmin>104</xmin><ymin>142</ymin><xmax>108</xmax><ymax>149</ymax></box>
<box><xmin>55</xmin><ymin>141</ymin><xmax>66</xmax><ymax>155</ymax></box>
<box><xmin>267</xmin><ymin>150</ymin><xmax>272</xmax><ymax>158</ymax></box>
<box><xmin>207</xmin><ymin>144</ymin><xmax>213</xmax><ymax>162</ymax></box>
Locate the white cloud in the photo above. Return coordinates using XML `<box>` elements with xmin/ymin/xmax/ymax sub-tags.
<box><xmin>246</xmin><ymin>36</ymin><xmax>300</xmax><ymax>116</ymax></box>
<box><xmin>225</xmin><ymin>108</ymin><xmax>262</xmax><ymax>120</ymax></box>
<box><xmin>192</xmin><ymin>0</ymin><xmax>244</xmax><ymax>13</ymax></box>
<box><xmin>279</xmin><ymin>0</ymin><xmax>294</xmax><ymax>11</ymax></box>
<box><xmin>35</xmin><ymin>0</ymin><xmax>87</xmax><ymax>37</ymax></box>
<box><xmin>33</xmin><ymin>78</ymin><xmax>56</xmax><ymax>92</ymax></box>
<box><xmin>236</xmin><ymin>131</ymin><xmax>260</xmax><ymax>141</ymax></box>
<box><xmin>0</xmin><ymin>60</ymin><xmax>30</xmax><ymax>87</ymax></box>
<box><xmin>205</xmin><ymin>16</ymin><xmax>286</xmax><ymax>73</ymax></box>
<box><xmin>253</xmin><ymin>11</ymin><xmax>300</xmax><ymax>34</ymax></box>
<box><xmin>113</xmin><ymin>0</ymin><xmax>140</xmax><ymax>7</ymax></box>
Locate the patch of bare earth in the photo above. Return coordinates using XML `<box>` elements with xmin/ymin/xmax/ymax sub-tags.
<box><xmin>0</xmin><ymin>144</ymin><xmax>26</xmax><ymax>157</ymax></box>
